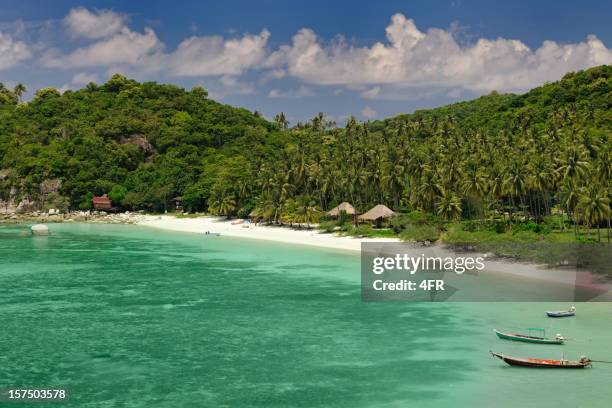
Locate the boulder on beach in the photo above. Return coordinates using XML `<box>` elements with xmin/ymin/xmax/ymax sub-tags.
<box><xmin>31</xmin><ymin>224</ymin><xmax>49</xmax><ymax>235</ymax></box>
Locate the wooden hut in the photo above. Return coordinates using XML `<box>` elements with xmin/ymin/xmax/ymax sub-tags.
<box><xmin>92</xmin><ymin>194</ymin><xmax>112</xmax><ymax>210</ymax></box>
<box><xmin>358</xmin><ymin>204</ymin><xmax>395</xmax><ymax>228</ymax></box>
<box><xmin>326</xmin><ymin>202</ymin><xmax>356</xmax><ymax>218</ymax></box>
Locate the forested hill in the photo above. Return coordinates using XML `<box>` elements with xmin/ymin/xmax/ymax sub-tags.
<box><xmin>0</xmin><ymin>66</ymin><xmax>610</xmax><ymax>229</ymax></box>
<box><xmin>374</xmin><ymin>65</ymin><xmax>611</xmax><ymax>132</ymax></box>
<box><xmin>0</xmin><ymin>74</ymin><xmax>277</xmax><ymax>212</ymax></box>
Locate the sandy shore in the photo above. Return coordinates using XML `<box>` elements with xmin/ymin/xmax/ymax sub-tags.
<box><xmin>137</xmin><ymin>215</ymin><xmax>399</xmax><ymax>251</ymax></box>
<box><xmin>136</xmin><ymin>215</ymin><xmax>611</xmax><ymax>300</ymax></box>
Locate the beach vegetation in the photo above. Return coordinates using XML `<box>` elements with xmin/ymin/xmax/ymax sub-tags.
<box><xmin>0</xmin><ymin>66</ymin><xmax>610</xmax><ymax>244</ymax></box>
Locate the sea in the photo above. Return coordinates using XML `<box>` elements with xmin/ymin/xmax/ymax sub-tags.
<box><xmin>0</xmin><ymin>223</ymin><xmax>610</xmax><ymax>407</ymax></box>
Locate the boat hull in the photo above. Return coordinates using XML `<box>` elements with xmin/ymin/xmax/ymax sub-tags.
<box><xmin>546</xmin><ymin>311</ymin><xmax>575</xmax><ymax>318</ymax></box>
<box><xmin>491</xmin><ymin>352</ymin><xmax>589</xmax><ymax>369</ymax></box>
<box><xmin>494</xmin><ymin>329</ymin><xmax>564</xmax><ymax>344</ymax></box>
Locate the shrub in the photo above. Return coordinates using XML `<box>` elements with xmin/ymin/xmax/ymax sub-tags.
<box><xmin>388</xmin><ymin>214</ymin><xmax>410</xmax><ymax>233</ymax></box>
<box><xmin>399</xmin><ymin>224</ymin><xmax>440</xmax><ymax>243</ymax></box>
<box><xmin>511</xmin><ymin>221</ymin><xmax>551</xmax><ymax>234</ymax></box>
<box><xmin>44</xmin><ymin>192</ymin><xmax>70</xmax><ymax>212</ymax></box>
<box><xmin>406</xmin><ymin>210</ymin><xmax>433</xmax><ymax>225</ymax></box>
<box><xmin>318</xmin><ymin>220</ymin><xmax>338</xmax><ymax>233</ymax></box>
<box><xmin>78</xmin><ymin>192</ymin><xmax>94</xmax><ymax>210</ymax></box>
<box><xmin>349</xmin><ymin>224</ymin><xmax>375</xmax><ymax>237</ymax></box>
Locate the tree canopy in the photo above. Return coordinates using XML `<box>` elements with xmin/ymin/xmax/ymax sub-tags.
<box><xmin>0</xmin><ymin>67</ymin><xmax>610</xmax><ymax>238</ymax></box>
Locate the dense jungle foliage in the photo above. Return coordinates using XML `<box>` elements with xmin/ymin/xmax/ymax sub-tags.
<box><xmin>0</xmin><ymin>66</ymin><xmax>610</xmax><ymax>241</ymax></box>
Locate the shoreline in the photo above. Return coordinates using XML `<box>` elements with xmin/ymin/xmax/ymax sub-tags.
<box><xmin>135</xmin><ymin>216</ymin><xmax>610</xmax><ymax>299</ymax></box>
<box><xmin>3</xmin><ymin>213</ymin><xmax>609</xmax><ymax>298</ymax></box>
<box><xmin>137</xmin><ymin>215</ymin><xmax>399</xmax><ymax>252</ymax></box>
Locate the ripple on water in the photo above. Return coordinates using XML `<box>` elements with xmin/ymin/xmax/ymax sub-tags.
<box><xmin>1</xmin><ymin>223</ymin><xmax>611</xmax><ymax>408</ymax></box>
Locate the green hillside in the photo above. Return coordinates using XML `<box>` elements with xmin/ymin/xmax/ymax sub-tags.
<box><xmin>0</xmin><ymin>66</ymin><xmax>610</xmax><ymax>241</ymax></box>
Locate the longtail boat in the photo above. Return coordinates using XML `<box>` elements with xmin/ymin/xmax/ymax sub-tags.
<box><xmin>546</xmin><ymin>305</ymin><xmax>575</xmax><ymax>318</ymax></box>
<box><xmin>494</xmin><ymin>328</ymin><xmax>565</xmax><ymax>344</ymax></box>
<box><xmin>490</xmin><ymin>351</ymin><xmax>591</xmax><ymax>368</ymax></box>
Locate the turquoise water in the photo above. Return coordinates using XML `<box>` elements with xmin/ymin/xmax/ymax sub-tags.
<box><xmin>0</xmin><ymin>223</ymin><xmax>611</xmax><ymax>407</ymax></box>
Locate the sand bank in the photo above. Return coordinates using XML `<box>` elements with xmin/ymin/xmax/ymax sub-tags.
<box><xmin>137</xmin><ymin>215</ymin><xmax>399</xmax><ymax>252</ymax></box>
<box><xmin>137</xmin><ymin>215</ymin><xmax>611</xmax><ymax>300</ymax></box>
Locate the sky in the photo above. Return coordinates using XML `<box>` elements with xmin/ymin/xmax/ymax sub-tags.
<box><xmin>0</xmin><ymin>0</ymin><xmax>611</xmax><ymax>124</ymax></box>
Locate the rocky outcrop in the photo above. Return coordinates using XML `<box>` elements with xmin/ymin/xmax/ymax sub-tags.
<box><xmin>119</xmin><ymin>134</ymin><xmax>154</xmax><ymax>161</ymax></box>
<box><xmin>15</xmin><ymin>199</ymin><xmax>37</xmax><ymax>213</ymax></box>
<box><xmin>1</xmin><ymin>210</ymin><xmax>145</xmax><ymax>224</ymax></box>
<box><xmin>40</xmin><ymin>179</ymin><xmax>62</xmax><ymax>195</ymax></box>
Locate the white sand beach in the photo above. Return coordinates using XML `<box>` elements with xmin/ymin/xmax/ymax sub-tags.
<box><xmin>137</xmin><ymin>215</ymin><xmax>399</xmax><ymax>252</ymax></box>
<box><xmin>137</xmin><ymin>215</ymin><xmax>612</xmax><ymax>299</ymax></box>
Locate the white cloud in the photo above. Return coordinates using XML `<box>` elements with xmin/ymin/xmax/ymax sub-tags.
<box><xmin>271</xmin><ymin>13</ymin><xmax>612</xmax><ymax>95</ymax></box>
<box><xmin>361</xmin><ymin>86</ymin><xmax>380</xmax><ymax>98</ymax></box>
<box><xmin>58</xmin><ymin>72</ymin><xmax>101</xmax><ymax>93</ymax></box>
<box><xmin>447</xmin><ymin>88</ymin><xmax>462</xmax><ymax>98</ymax></box>
<box><xmin>167</xmin><ymin>30</ymin><xmax>270</xmax><ymax>76</ymax></box>
<box><xmin>42</xmin><ymin>26</ymin><xmax>162</xmax><ymax>68</ymax></box>
<box><xmin>0</xmin><ymin>32</ymin><xmax>32</xmax><ymax>70</ymax></box>
<box><xmin>7</xmin><ymin>7</ymin><xmax>611</xmax><ymax>102</ymax></box>
<box><xmin>43</xmin><ymin>8</ymin><xmax>270</xmax><ymax>78</ymax></box>
<box><xmin>72</xmin><ymin>72</ymin><xmax>100</xmax><ymax>85</ymax></box>
<box><xmin>264</xmin><ymin>69</ymin><xmax>286</xmax><ymax>80</ymax></box>
<box><xmin>361</xmin><ymin>106</ymin><xmax>378</xmax><ymax>118</ymax></box>
<box><xmin>219</xmin><ymin>75</ymin><xmax>255</xmax><ymax>94</ymax></box>
<box><xmin>64</xmin><ymin>7</ymin><xmax>128</xmax><ymax>39</ymax></box>
<box><xmin>206</xmin><ymin>76</ymin><xmax>256</xmax><ymax>100</ymax></box>
<box><xmin>268</xmin><ymin>85</ymin><xmax>313</xmax><ymax>99</ymax></box>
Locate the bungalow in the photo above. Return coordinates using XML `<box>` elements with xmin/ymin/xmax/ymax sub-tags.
<box><xmin>358</xmin><ymin>204</ymin><xmax>396</xmax><ymax>228</ymax></box>
<box><xmin>92</xmin><ymin>194</ymin><xmax>112</xmax><ymax>210</ymax></box>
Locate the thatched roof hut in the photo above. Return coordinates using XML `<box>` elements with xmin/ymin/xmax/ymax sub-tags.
<box><xmin>326</xmin><ymin>202</ymin><xmax>356</xmax><ymax>217</ymax></box>
<box><xmin>358</xmin><ymin>204</ymin><xmax>395</xmax><ymax>222</ymax></box>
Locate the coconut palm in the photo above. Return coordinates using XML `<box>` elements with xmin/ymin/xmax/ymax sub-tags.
<box><xmin>557</xmin><ymin>146</ymin><xmax>590</xmax><ymax>182</ymax></box>
<box><xmin>576</xmin><ymin>186</ymin><xmax>610</xmax><ymax>241</ymax></box>
<box><xmin>273</xmin><ymin>112</ymin><xmax>289</xmax><ymax>130</ymax></box>
<box><xmin>436</xmin><ymin>189</ymin><xmax>462</xmax><ymax>220</ymax></box>
<box><xmin>218</xmin><ymin>195</ymin><xmax>236</xmax><ymax>217</ymax></box>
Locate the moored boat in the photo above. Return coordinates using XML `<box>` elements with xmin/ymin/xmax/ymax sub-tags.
<box><xmin>546</xmin><ymin>306</ymin><xmax>576</xmax><ymax>318</ymax></box>
<box><xmin>494</xmin><ymin>328</ymin><xmax>565</xmax><ymax>344</ymax></box>
<box><xmin>490</xmin><ymin>351</ymin><xmax>591</xmax><ymax>368</ymax></box>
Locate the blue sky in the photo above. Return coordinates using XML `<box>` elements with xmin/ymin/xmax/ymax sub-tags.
<box><xmin>1</xmin><ymin>0</ymin><xmax>611</xmax><ymax>124</ymax></box>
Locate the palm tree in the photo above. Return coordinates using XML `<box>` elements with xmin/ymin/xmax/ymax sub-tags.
<box><xmin>13</xmin><ymin>83</ymin><xmax>26</xmax><ymax>101</ymax></box>
<box><xmin>557</xmin><ymin>181</ymin><xmax>580</xmax><ymax>235</ymax></box>
<box><xmin>462</xmin><ymin>162</ymin><xmax>487</xmax><ymax>220</ymax></box>
<box><xmin>557</xmin><ymin>146</ymin><xmax>590</xmax><ymax>182</ymax></box>
<box><xmin>488</xmin><ymin>166</ymin><xmax>505</xmax><ymax>221</ymax></box>
<box><xmin>417</xmin><ymin>170</ymin><xmax>441</xmax><ymax>211</ymax></box>
<box><xmin>503</xmin><ymin>160</ymin><xmax>528</xmax><ymax>221</ymax></box>
<box><xmin>437</xmin><ymin>189</ymin><xmax>462</xmax><ymax>220</ymax></box>
<box><xmin>273</xmin><ymin>112</ymin><xmax>289</xmax><ymax>130</ymax></box>
<box><xmin>219</xmin><ymin>195</ymin><xmax>237</xmax><ymax>217</ymax></box>
<box><xmin>576</xmin><ymin>186</ymin><xmax>610</xmax><ymax>241</ymax></box>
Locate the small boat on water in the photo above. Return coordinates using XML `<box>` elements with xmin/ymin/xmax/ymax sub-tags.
<box><xmin>490</xmin><ymin>351</ymin><xmax>591</xmax><ymax>368</ymax></box>
<box><xmin>546</xmin><ymin>306</ymin><xmax>576</xmax><ymax>318</ymax></box>
<box><xmin>494</xmin><ymin>328</ymin><xmax>565</xmax><ymax>344</ymax></box>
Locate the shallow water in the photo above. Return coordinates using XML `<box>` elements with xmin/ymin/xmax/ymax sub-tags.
<box><xmin>0</xmin><ymin>223</ymin><xmax>610</xmax><ymax>407</ymax></box>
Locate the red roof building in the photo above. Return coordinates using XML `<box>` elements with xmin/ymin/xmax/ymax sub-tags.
<box><xmin>92</xmin><ymin>194</ymin><xmax>112</xmax><ymax>210</ymax></box>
